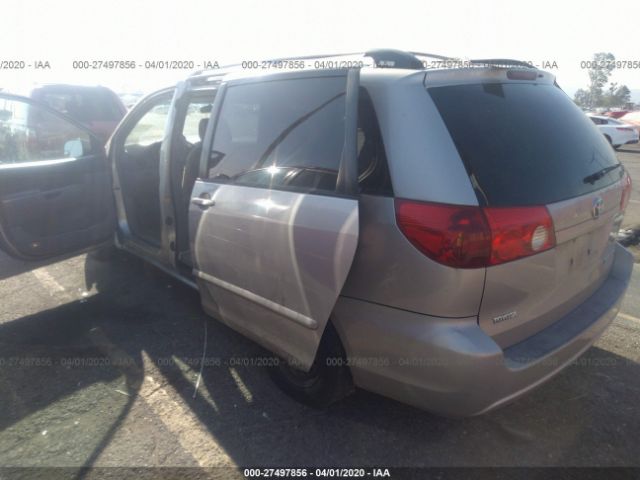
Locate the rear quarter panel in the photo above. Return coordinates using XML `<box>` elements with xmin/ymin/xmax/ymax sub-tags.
<box><xmin>343</xmin><ymin>73</ymin><xmax>487</xmax><ymax>318</ymax></box>
<box><xmin>360</xmin><ymin>71</ymin><xmax>478</xmax><ymax>206</ymax></box>
<box><xmin>341</xmin><ymin>195</ymin><xmax>485</xmax><ymax>318</ymax></box>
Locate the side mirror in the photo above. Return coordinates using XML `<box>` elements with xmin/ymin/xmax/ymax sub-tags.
<box><xmin>64</xmin><ymin>138</ymin><xmax>84</xmax><ymax>158</ymax></box>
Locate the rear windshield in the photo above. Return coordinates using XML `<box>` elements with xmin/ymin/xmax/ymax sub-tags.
<box><xmin>39</xmin><ymin>89</ymin><xmax>123</xmax><ymax>123</ymax></box>
<box><xmin>428</xmin><ymin>83</ymin><xmax>621</xmax><ymax>206</ymax></box>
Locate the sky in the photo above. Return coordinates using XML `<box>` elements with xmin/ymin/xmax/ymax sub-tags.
<box><xmin>2</xmin><ymin>0</ymin><xmax>640</xmax><ymax>99</ymax></box>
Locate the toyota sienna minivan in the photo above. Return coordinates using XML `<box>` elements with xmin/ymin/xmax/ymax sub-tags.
<box><xmin>0</xmin><ymin>49</ymin><xmax>633</xmax><ymax>416</ymax></box>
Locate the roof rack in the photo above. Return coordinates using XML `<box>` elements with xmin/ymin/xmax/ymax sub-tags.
<box><xmin>191</xmin><ymin>49</ymin><xmax>461</xmax><ymax>77</ymax></box>
<box><xmin>409</xmin><ymin>51</ymin><xmax>460</xmax><ymax>61</ymax></box>
<box><xmin>468</xmin><ymin>58</ymin><xmax>535</xmax><ymax>69</ymax></box>
<box><xmin>189</xmin><ymin>51</ymin><xmax>364</xmax><ymax>77</ymax></box>
<box><xmin>189</xmin><ymin>50</ymin><xmax>536</xmax><ymax>78</ymax></box>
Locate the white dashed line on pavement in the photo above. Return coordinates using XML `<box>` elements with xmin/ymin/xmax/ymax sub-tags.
<box><xmin>618</xmin><ymin>312</ymin><xmax>640</xmax><ymax>324</ymax></box>
<box><xmin>31</xmin><ymin>267</ymin><xmax>74</xmax><ymax>303</ymax></box>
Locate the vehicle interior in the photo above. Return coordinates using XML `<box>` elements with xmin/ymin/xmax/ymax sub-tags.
<box><xmin>113</xmin><ymin>93</ymin><xmax>173</xmax><ymax>247</ymax></box>
<box><xmin>171</xmin><ymin>91</ymin><xmax>216</xmax><ymax>266</ymax></box>
<box><xmin>111</xmin><ymin>88</ymin><xmax>216</xmax><ymax>260</ymax></box>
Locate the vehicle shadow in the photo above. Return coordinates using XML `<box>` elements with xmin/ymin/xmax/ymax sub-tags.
<box><xmin>0</xmin><ymin>251</ymin><xmax>639</xmax><ymax>476</ymax></box>
<box><xmin>618</xmin><ymin>147</ymin><xmax>640</xmax><ymax>155</ymax></box>
<box><xmin>0</xmin><ymin>255</ymin><xmax>50</xmax><ymax>281</ymax></box>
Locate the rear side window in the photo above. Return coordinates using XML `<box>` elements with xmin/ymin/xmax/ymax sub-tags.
<box><xmin>429</xmin><ymin>83</ymin><xmax>620</xmax><ymax>206</ymax></box>
<box><xmin>357</xmin><ymin>88</ymin><xmax>393</xmax><ymax>196</ymax></box>
<box><xmin>207</xmin><ymin>76</ymin><xmax>346</xmax><ymax>194</ymax></box>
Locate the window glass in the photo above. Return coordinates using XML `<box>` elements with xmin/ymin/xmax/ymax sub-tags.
<box><xmin>0</xmin><ymin>97</ymin><xmax>92</xmax><ymax>165</ymax></box>
<box><xmin>125</xmin><ymin>99</ymin><xmax>172</xmax><ymax>147</ymax></box>
<box><xmin>182</xmin><ymin>100</ymin><xmax>213</xmax><ymax>144</ymax></box>
<box><xmin>207</xmin><ymin>77</ymin><xmax>346</xmax><ymax>193</ymax></box>
<box><xmin>429</xmin><ymin>83</ymin><xmax>620</xmax><ymax>206</ymax></box>
<box><xmin>357</xmin><ymin>88</ymin><xmax>393</xmax><ymax>196</ymax></box>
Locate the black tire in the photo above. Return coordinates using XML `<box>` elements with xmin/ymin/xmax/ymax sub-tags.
<box><xmin>604</xmin><ymin>134</ymin><xmax>612</xmax><ymax>145</ymax></box>
<box><xmin>88</xmin><ymin>244</ymin><xmax>119</xmax><ymax>262</ymax></box>
<box><xmin>270</xmin><ymin>323</ymin><xmax>354</xmax><ymax>408</ymax></box>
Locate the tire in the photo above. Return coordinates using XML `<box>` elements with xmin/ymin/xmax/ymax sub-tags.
<box><xmin>88</xmin><ymin>244</ymin><xmax>119</xmax><ymax>262</ymax></box>
<box><xmin>270</xmin><ymin>322</ymin><xmax>354</xmax><ymax>408</ymax></box>
<box><xmin>604</xmin><ymin>135</ymin><xmax>612</xmax><ymax>145</ymax></box>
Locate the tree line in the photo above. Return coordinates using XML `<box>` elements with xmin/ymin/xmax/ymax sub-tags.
<box><xmin>574</xmin><ymin>52</ymin><xmax>631</xmax><ymax>109</ymax></box>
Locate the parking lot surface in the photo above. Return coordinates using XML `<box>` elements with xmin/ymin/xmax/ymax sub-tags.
<box><xmin>1</xmin><ymin>145</ymin><xmax>640</xmax><ymax>473</ymax></box>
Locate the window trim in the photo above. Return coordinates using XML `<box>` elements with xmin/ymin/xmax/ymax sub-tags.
<box><xmin>171</xmin><ymin>88</ymin><xmax>217</xmax><ymax>145</ymax></box>
<box><xmin>112</xmin><ymin>88</ymin><xmax>175</xmax><ymax>154</ymax></box>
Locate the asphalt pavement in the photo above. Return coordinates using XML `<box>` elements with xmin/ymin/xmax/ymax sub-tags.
<box><xmin>0</xmin><ymin>146</ymin><xmax>639</xmax><ymax>475</ymax></box>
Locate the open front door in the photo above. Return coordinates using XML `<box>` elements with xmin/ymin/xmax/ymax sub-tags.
<box><xmin>0</xmin><ymin>94</ymin><xmax>115</xmax><ymax>260</ymax></box>
<box><xmin>189</xmin><ymin>69</ymin><xmax>360</xmax><ymax>369</ymax></box>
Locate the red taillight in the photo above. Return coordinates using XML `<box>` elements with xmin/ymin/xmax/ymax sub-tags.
<box><xmin>395</xmin><ymin>200</ymin><xmax>556</xmax><ymax>269</ymax></box>
<box><xmin>621</xmin><ymin>173</ymin><xmax>632</xmax><ymax>212</ymax></box>
<box><xmin>394</xmin><ymin>200</ymin><xmax>490</xmax><ymax>268</ymax></box>
<box><xmin>616</xmin><ymin>127</ymin><xmax>634</xmax><ymax>132</ymax></box>
<box><xmin>483</xmin><ymin>206</ymin><xmax>555</xmax><ymax>265</ymax></box>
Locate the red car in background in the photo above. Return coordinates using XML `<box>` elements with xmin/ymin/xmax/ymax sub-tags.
<box><xmin>604</xmin><ymin>110</ymin><xmax>630</xmax><ymax>119</ymax></box>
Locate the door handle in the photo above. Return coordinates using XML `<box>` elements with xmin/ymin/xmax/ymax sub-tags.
<box><xmin>191</xmin><ymin>197</ymin><xmax>216</xmax><ymax>208</ymax></box>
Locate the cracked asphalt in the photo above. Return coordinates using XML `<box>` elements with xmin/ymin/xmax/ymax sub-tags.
<box><xmin>0</xmin><ymin>145</ymin><xmax>639</xmax><ymax>475</ymax></box>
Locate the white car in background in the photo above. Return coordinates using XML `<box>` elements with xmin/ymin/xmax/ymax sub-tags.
<box><xmin>588</xmin><ymin>114</ymin><xmax>640</xmax><ymax>149</ymax></box>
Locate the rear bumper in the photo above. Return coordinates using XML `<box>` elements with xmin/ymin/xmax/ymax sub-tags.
<box><xmin>332</xmin><ymin>243</ymin><xmax>633</xmax><ymax>417</ymax></box>
<box><xmin>625</xmin><ymin>139</ymin><xmax>639</xmax><ymax>145</ymax></box>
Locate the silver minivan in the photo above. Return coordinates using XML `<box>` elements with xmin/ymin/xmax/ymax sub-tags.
<box><xmin>0</xmin><ymin>49</ymin><xmax>633</xmax><ymax>416</ymax></box>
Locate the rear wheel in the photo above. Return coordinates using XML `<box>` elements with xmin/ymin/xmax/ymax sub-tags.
<box><xmin>89</xmin><ymin>244</ymin><xmax>119</xmax><ymax>262</ymax></box>
<box><xmin>270</xmin><ymin>323</ymin><xmax>354</xmax><ymax>408</ymax></box>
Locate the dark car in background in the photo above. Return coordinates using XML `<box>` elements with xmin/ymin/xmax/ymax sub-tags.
<box><xmin>3</xmin><ymin>84</ymin><xmax>126</xmax><ymax>141</ymax></box>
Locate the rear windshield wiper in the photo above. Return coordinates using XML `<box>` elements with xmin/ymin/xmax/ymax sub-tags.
<box><xmin>583</xmin><ymin>164</ymin><xmax>622</xmax><ymax>185</ymax></box>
